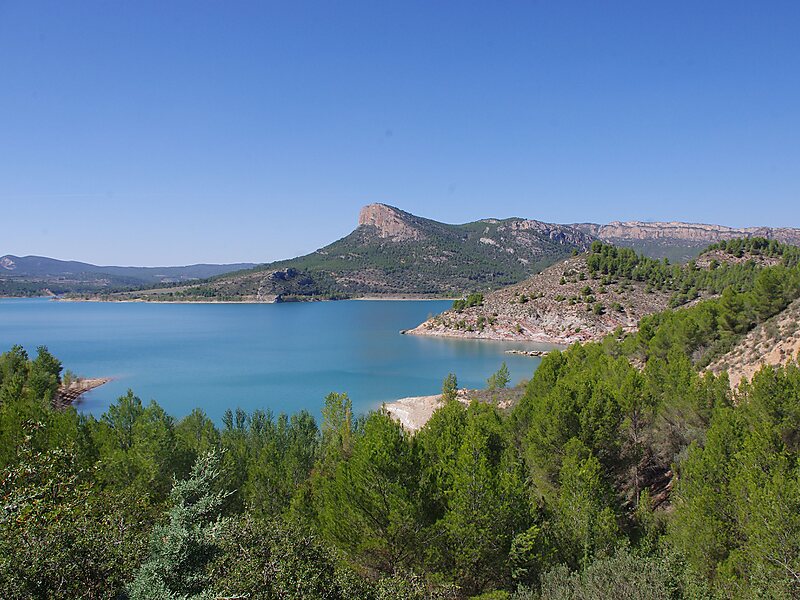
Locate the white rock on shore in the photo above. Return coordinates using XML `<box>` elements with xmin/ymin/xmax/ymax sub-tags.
<box><xmin>383</xmin><ymin>394</ymin><xmax>443</xmax><ymax>432</ymax></box>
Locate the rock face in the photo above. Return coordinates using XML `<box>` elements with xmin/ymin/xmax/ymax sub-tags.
<box><xmin>508</xmin><ymin>219</ymin><xmax>592</xmax><ymax>248</ymax></box>
<box><xmin>358</xmin><ymin>203</ymin><xmax>423</xmax><ymax>241</ymax></box>
<box><xmin>575</xmin><ymin>221</ymin><xmax>800</xmax><ymax>246</ymax></box>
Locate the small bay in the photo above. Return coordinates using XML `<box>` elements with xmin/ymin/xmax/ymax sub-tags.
<box><xmin>0</xmin><ymin>298</ymin><xmax>546</xmax><ymax>422</ymax></box>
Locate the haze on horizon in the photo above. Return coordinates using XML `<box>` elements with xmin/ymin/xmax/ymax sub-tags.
<box><xmin>2</xmin><ymin>1</ymin><xmax>799</xmax><ymax>267</ymax></box>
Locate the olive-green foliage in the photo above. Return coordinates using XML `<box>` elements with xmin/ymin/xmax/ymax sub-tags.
<box><xmin>533</xmin><ymin>548</ymin><xmax>708</xmax><ymax>600</ymax></box>
<box><xmin>553</xmin><ymin>439</ymin><xmax>621</xmax><ymax>567</ymax></box>
<box><xmin>628</xmin><ymin>261</ymin><xmax>800</xmax><ymax>369</ymax></box>
<box><xmin>314</xmin><ymin>411</ymin><xmax>422</xmax><ymax>573</ymax></box>
<box><xmin>0</xmin><ymin>345</ymin><xmax>29</xmax><ymax>405</ymax></box>
<box><xmin>0</xmin><ymin>346</ymin><xmax>79</xmax><ymax>468</ymax></box>
<box><xmin>0</xmin><ymin>426</ymin><xmax>152</xmax><ymax>600</ymax></box>
<box><xmin>210</xmin><ymin>514</ymin><xmax>371</xmax><ymax>600</ymax></box>
<box><xmin>26</xmin><ymin>346</ymin><xmax>62</xmax><ymax>403</ymax></box>
<box><xmin>93</xmin><ymin>390</ymin><xmax>184</xmax><ymax>500</ymax></box>
<box><xmin>415</xmin><ymin>398</ymin><xmax>468</xmax><ymax>517</ymax></box>
<box><xmin>416</xmin><ymin>402</ymin><xmax>531</xmax><ymax>595</ymax></box>
<box><xmin>707</xmin><ymin>237</ymin><xmax>800</xmax><ymax>265</ymax></box>
<box><xmin>514</xmin><ymin>345</ymin><xmax>630</xmax><ymax>481</ymax></box>
<box><xmin>509</xmin><ymin>313</ymin><xmax>733</xmax><ymax>574</ymax></box>
<box><xmin>440</xmin><ymin>403</ymin><xmax>529</xmax><ymax>593</ymax></box>
<box><xmin>220</xmin><ymin>406</ymin><xmax>319</xmax><ymax>517</ymax></box>
<box><xmin>587</xmin><ymin>238</ymin><xmax>800</xmax><ymax>309</ymax></box>
<box><xmin>453</xmin><ymin>293</ymin><xmax>485</xmax><ymax>312</ymax></box>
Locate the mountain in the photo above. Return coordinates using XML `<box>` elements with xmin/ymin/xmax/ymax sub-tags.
<box><xmin>101</xmin><ymin>204</ymin><xmax>594</xmax><ymax>301</ymax></box>
<box><xmin>572</xmin><ymin>221</ymin><xmax>800</xmax><ymax>263</ymax></box>
<box><xmin>0</xmin><ymin>255</ymin><xmax>257</xmax><ymax>296</ymax></box>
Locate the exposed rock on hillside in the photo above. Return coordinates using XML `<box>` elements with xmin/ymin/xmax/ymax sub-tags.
<box><xmin>694</xmin><ymin>249</ymin><xmax>783</xmax><ymax>269</ymax></box>
<box><xmin>405</xmin><ymin>254</ymin><xmax>675</xmax><ymax>345</ymax></box>
<box><xmin>707</xmin><ymin>297</ymin><xmax>800</xmax><ymax>388</ymax></box>
<box><xmin>358</xmin><ymin>203</ymin><xmax>424</xmax><ymax>241</ymax></box>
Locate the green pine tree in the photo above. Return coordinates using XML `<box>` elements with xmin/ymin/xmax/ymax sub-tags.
<box><xmin>487</xmin><ymin>362</ymin><xmax>511</xmax><ymax>390</ymax></box>
<box><xmin>442</xmin><ymin>373</ymin><xmax>459</xmax><ymax>402</ymax></box>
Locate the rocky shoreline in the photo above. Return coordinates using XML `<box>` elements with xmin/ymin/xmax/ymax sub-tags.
<box><xmin>505</xmin><ymin>349</ymin><xmax>550</xmax><ymax>357</ymax></box>
<box><xmin>402</xmin><ymin>324</ymin><xmax>585</xmax><ymax>346</ymax></box>
<box><xmin>53</xmin><ymin>377</ymin><xmax>111</xmax><ymax>409</ymax></box>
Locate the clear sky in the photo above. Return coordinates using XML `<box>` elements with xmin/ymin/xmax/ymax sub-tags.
<box><xmin>2</xmin><ymin>1</ymin><xmax>799</xmax><ymax>266</ymax></box>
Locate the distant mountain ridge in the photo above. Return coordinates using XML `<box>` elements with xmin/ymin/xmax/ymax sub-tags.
<box><xmin>0</xmin><ymin>255</ymin><xmax>257</xmax><ymax>280</ymax></box>
<box><xmin>0</xmin><ymin>255</ymin><xmax>257</xmax><ymax>296</ymax></box>
<box><xmin>573</xmin><ymin>221</ymin><xmax>800</xmax><ymax>262</ymax></box>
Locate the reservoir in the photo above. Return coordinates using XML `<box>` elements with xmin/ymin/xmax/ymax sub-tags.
<box><xmin>0</xmin><ymin>298</ymin><xmax>546</xmax><ymax>422</ymax></box>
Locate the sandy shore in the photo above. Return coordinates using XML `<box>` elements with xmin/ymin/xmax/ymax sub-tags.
<box><xmin>383</xmin><ymin>394</ymin><xmax>444</xmax><ymax>432</ymax></box>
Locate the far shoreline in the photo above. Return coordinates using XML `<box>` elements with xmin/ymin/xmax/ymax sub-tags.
<box><xmin>43</xmin><ymin>294</ymin><xmax>455</xmax><ymax>304</ymax></box>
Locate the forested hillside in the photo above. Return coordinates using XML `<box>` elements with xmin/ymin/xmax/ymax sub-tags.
<box><xmin>2</xmin><ymin>237</ymin><xmax>800</xmax><ymax>599</ymax></box>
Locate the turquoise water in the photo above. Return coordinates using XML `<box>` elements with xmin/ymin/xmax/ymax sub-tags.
<box><xmin>0</xmin><ymin>298</ymin><xmax>547</xmax><ymax>422</ymax></box>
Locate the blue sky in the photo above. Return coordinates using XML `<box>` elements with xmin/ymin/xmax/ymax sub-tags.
<box><xmin>1</xmin><ymin>1</ymin><xmax>799</xmax><ymax>265</ymax></box>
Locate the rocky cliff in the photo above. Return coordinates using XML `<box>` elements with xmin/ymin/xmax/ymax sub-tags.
<box><xmin>572</xmin><ymin>221</ymin><xmax>800</xmax><ymax>262</ymax></box>
<box><xmin>358</xmin><ymin>203</ymin><xmax>424</xmax><ymax>241</ymax></box>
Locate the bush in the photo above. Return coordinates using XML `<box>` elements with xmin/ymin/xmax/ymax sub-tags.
<box><xmin>537</xmin><ymin>550</ymin><xmax>697</xmax><ymax>600</ymax></box>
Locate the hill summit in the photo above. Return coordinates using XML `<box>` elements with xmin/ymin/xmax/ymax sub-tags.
<box><xmin>357</xmin><ymin>204</ymin><xmax>425</xmax><ymax>241</ymax></box>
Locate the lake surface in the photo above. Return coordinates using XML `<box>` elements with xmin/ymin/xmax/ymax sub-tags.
<box><xmin>0</xmin><ymin>298</ymin><xmax>548</xmax><ymax>422</ymax></box>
